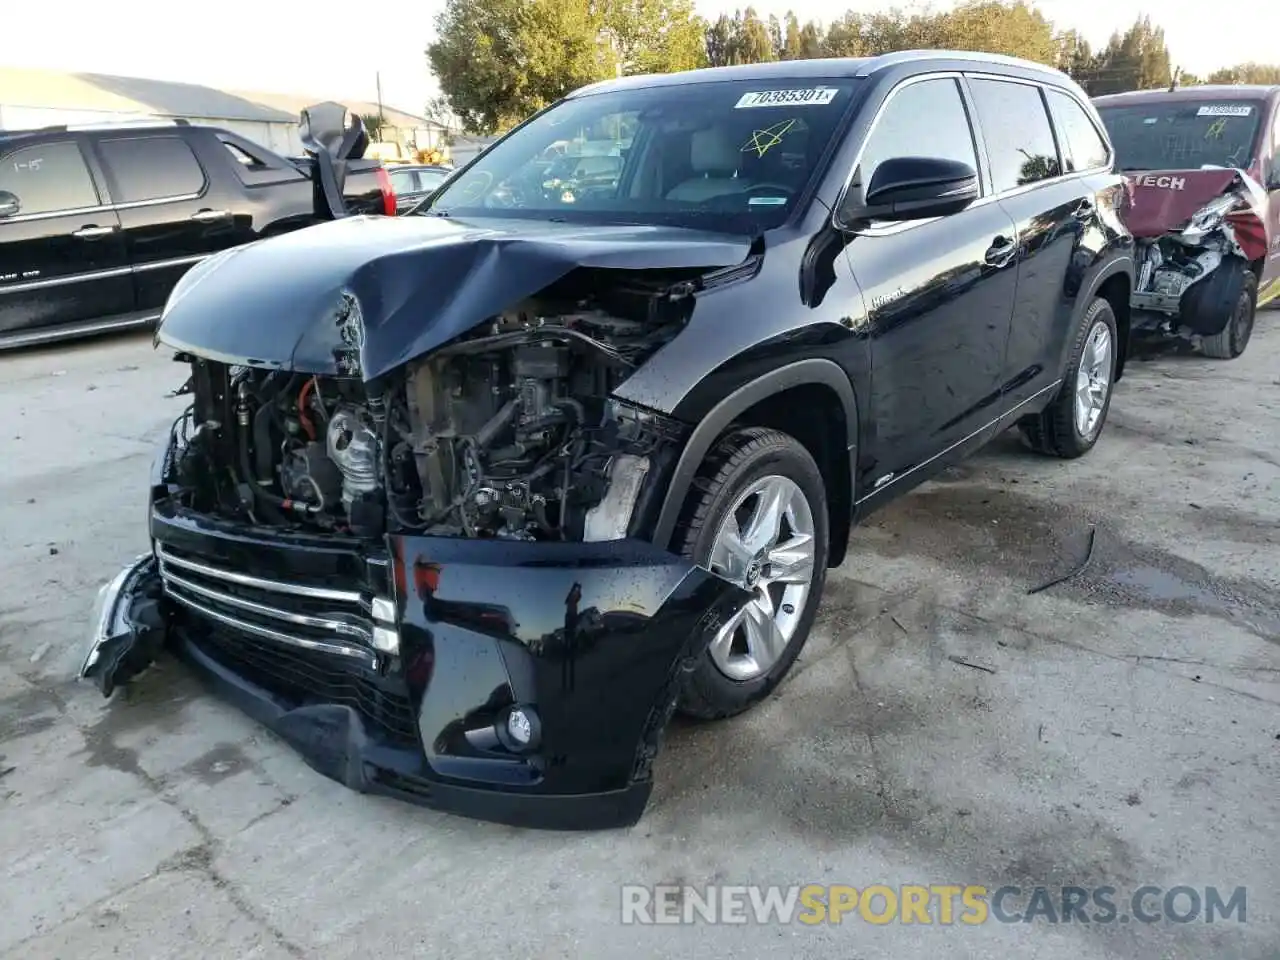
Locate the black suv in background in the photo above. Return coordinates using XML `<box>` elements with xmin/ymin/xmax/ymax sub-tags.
<box><xmin>0</xmin><ymin>118</ymin><xmax>393</xmax><ymax>349</ymax></box>
<box><xmin>86</xmin><ymin>52</ymin><xmax>1134</xmax><ymax>829</ymax></box>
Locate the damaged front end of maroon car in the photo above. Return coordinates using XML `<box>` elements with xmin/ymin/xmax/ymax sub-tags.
<box><xmin>1120</xmin><ymin>168</ymin><xmax>1268</xmax><ymax>358</ymax></box>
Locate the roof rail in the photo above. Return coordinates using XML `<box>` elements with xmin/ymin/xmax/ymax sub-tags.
<box><xmin>27</xmin><ymin>118</ymin><xmax>194</xmax><ymax>134</ymax></box>
<box><xmin>857</xmin><ymin>49</ymin><xmax>1066</xmax><ymax>77</ymax></box>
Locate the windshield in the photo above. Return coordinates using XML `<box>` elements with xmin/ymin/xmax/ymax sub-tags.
<box><xmin>1096</xmin><ymin>100</ymin><xmax>1264</xmax><ymax>172</ymax></box>
<box><xmin>424</xmin><ymin>80</ymin><xmax>859</xmax><ymax>232</ymax></box>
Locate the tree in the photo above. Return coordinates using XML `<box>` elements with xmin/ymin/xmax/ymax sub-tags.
<box><xmin>427</xmin><ymin>0</ymin><xmax>616</xmax><ymax>134</ymax></box>
<box><xmin>798</xmin><ymin>20</ymin><xmax>826</xmax><ymax>59</ymax></box>
<box><xmin>705</xmin><ymin>14</ymin><xmax>735</xmax><ymax>67</ymax></box>
<box><xmin>602</xmin><ymin>0</ymin><xmax>708</xmax><ymax>76</ymax></box>
<box><xmin>737</xmin><ymin>7</ymin><xmax>778</xmax><ymax>63</ymax></box>
<box><xmin>822</xmin><ymin>12</ymin><xmax>865</xmax><ymax>58</ymax></box>
<box><xmin>1208</xmin><ymin>62</ymin><xmax>1280</xmax><ymax>84</ymax></box>
<box><xmin>1055</xmin><ymin>28</ymin><xmax>1096</xmax><ymax>88</ymax></box>
<box><xmin>782</xmin><ymin>13</ymin><xmax>805</xmax><ymax>60</ymax></box>
<box><xmin>1087</xmin><ymin>16</ymin><xmax>1172</xmax><ymax>95</ymax></box>
<box><xmin>768</xmin><ymin>14</ymin><xmax>785</xmax><ymax>60</ymax></box>
<box><xmin>932</xmin><ymin>1</ymin><xmax>1057</xmax><ymax>65</ymax></box>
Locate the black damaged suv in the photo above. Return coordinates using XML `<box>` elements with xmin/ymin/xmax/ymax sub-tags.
<box><xmin>85</xmin><ymin>51</ymin><xmax>1133</xmax><ymax>829</ymax></box>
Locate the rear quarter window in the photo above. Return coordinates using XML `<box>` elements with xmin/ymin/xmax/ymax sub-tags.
<box><xmin>1047</xmin><ymin>90</ymin><xmax>1111</xmax><ymax>172</ymax></box>
<box><xmin>97</xmin><ymin>135</ymin><xmax>206</xmax><ymax>203</ymax></box>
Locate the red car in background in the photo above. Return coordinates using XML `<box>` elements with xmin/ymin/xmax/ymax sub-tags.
<box><xmin>1094</xmin><ymin>84</ymin><xmax>1280</xmax><ymax>358</ymax></box>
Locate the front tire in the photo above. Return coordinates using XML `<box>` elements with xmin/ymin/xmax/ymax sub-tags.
<box><xmin>672</xmin><ymin>427</ymin><xmax>829</xmax><ymax>720</ymax></box>
<box><xmin>1201</xmin><ymin>268</ymin><xmax>1257</xmax><ymax>359</ymax></box>
<box><xmin>1020</xmin><ymin>297</ymin><xmax>1118</xmax><ymax>459</ymax></box>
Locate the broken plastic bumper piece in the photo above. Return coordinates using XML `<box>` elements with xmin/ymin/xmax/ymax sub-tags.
<box><xmin>77</xmin><ymin>511</ymin><xmax>749</xmax><ymax>829</ymax></box>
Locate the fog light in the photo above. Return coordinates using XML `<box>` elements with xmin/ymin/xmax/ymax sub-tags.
<box><xmin>498</xmin><ymin>705</ymin><xmax>541</xmax><ymax>752</ymax></box>
<box><xmin>372</xmin><ymin>625</ymin><xmax>400</xmax><ymax>655</ymax></box>
<box><xmin>507</xmin><ymin>708</ymin><xmax>533</xmax><ymax>745</ymax></box>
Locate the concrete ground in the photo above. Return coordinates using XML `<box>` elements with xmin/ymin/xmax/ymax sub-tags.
<box><xmin>1</xmin><ymin>324</ymin><xmax>1277</xmax><ymax>960</ymax></box>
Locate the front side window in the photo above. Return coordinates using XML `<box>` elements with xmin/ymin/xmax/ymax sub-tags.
<box><xmin>1047</xmin><ymin>90</ymin><xmax>1111</xmax><ymax>172</ymax></box>
<box><xmin>0</xmin><ymin>141</ymin><xmax>99</xmax><ymax>216</ymax></box>
<box><xmin>98</xmin><ymin>136</ymin><xmax>206</xmax><ymax>203</ymax></box>
<box><xmin>1096</xmin><ymin>99</ymin><xmax>1264</xmax><ymax>172</ymax></box>
<box><xmin>968</xmin><ymin>79</ymin><xmax>1061</xmax><ymax>192</ymax></box>
<box><xmin>425</xmin><ymin>80</ymin><xmax>859</xmax><ymax>233</ymax></box>
<box><xmin>856</xmin><ymin>76</ymin><xmax>979</xmax><ymax>199</ymax></box>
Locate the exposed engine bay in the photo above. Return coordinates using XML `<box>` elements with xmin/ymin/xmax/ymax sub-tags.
<box><xmin>1132</xmin><ymin>195</ymin><xmax>1243</xmax><ymax>319</ymax></box>
<box><xmin>163</xmin><ymin>278</ymin><xmax>694</xmax><ymax>542</ymax></box>
<box><xmin>1124</xmin><ymin>169</ymin><xmax>1269</xmax><ymax>333</ymax></box>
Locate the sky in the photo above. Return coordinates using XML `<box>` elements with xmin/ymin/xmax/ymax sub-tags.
<box><xmin>4</xmin><ymin>0</ymin><xmax>1277</xmax><ymax>117</ymax></box>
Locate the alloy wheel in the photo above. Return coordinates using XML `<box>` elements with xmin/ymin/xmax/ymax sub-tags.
<box><xmin>705</xmin><ymin>475</ymin><xmax>816</xmax><ymax>681</ymax></box>
<box><xmin>1073</xmin><ymin>321</ymin><xmax>1113</xmax><ymax>438</ymax></box>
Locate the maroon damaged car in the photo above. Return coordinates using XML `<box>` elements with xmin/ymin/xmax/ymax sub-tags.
<box><xmin>1094</xmin><ymin>84</ymin><xmax>1280</xmax><ymax>358</ymax></box>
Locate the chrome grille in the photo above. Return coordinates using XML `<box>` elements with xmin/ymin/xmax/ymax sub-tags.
<box><xmin>157</xmin><ymin>544</ymin><xmax>378</xmax><ymax>668</ymax></box>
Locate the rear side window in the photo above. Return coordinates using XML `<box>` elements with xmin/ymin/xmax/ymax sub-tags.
<box><xmin>97</xmin><ymin>136</ymin><xmax>206</xmax><ymax>203</ymax></box>
<box><xmin>1047</xmin><ymin>90</ymin><xmax>1111</xmax><ymax>172</ymax></box>
<box><xmin>0</xmin><ymin>141</ymin><xmax>99</xmax><ymax>215</ymax></box>
<box><xmin>858</xmin><ymin>77</ymin><xmax>979</xmax><ymax>195</ymax></box>
<box><xmin>968</xmin><ymin>79</ymin><xmax>1062</xmax><ymax>192</ymax></box>
<box><xmin>222</xmin><ymin>140</ymin><xmax>269</xmax><ymax>171</ymax></box>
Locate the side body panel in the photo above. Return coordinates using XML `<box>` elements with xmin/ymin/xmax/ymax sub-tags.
<box><xmin>0</xmin><ymin>134</ymin><xmax>134</xmax><ymax>339</ymax></box>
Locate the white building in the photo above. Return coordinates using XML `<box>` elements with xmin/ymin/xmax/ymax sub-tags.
<box><xmin>0</xmin><ymin>67</ymin><xmax>447</xmax><ymax>159</ymax></box>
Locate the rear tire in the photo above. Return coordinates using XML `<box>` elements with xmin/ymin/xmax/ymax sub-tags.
<box><xmin>672</xmin><ymin>427</ymin><xmax>829</xmax><ymax>720</ymax></box>
<box><xmin>1201</xmin><ymin>268</ymin><xmax>1257</xmax><ymax>359</ymax></box>
<box><xmin>1020</xmin><ymin>297</ymin><xmax>1118</xmax><ymax>459</ymax></box>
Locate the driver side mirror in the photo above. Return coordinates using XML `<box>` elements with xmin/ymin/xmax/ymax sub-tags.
<box><xmin>0</xmin><ymin>190</ymin><xmax>20</xmax><ymax>218</ymax></box>
<box><xmin>851</xmin><ymin>156</ymin><xmax>979</xmax><ymax>223</ymax></box>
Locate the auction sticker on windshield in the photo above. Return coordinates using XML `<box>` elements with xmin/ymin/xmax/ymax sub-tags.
<box><xmin>736</xmin><ymin>88</ymin><xmax>839</xmax><ymax>108</ymax></box>
<box><xmin>1197</xmin><ymin>105</ymin><xmax>1253</xmax><ymax>117</ymax></box>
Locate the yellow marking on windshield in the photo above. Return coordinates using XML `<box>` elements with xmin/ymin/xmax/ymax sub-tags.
<box><xmin>1205</xmin><ymin>118</ymin><xmax>1227</xmax><ymax>140</ymax></box>
<box><xmin>742</xmin><ymin>119</ymin><xmax>797</xmax><ymax>158</ymax></box>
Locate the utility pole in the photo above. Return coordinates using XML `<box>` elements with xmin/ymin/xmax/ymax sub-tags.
<box><xmin>376</xmin><ymin>72</ymin><xmax>385</xmax><ymax>127</ymax></box>
<box><xmin>1169</xmin><ymin>67</ymin><xmax>1181</xmax><ymax>91</ymax></box>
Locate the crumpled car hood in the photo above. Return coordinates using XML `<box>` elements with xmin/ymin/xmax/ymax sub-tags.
<box><xmin>1119</xmin><ymin>167</ymin><xmax>1267</xmax><ymax>241</ymax></box>
<box><xmin>155</xmin><ymin>214</ymin><xmax>752</xmax><ymax>380</ymax></box>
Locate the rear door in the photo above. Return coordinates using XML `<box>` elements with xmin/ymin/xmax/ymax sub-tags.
<box><xmin>967</xmin><ymin>76</ymin><xmax>1104</xmax><ymax>411</ymax></box>
<box><xmin>842</xmin><ymin>74</ymin><xmax>1020</xmax><ymax>484</ymax></box>
<box><xmin>92</xmin><ymin>132</ymin><xmax>242</xmax><ymax>313</ymax></box>
<box><xmin>0</xmin><ymin>137</ymin><xmax>133</xmax><ymax>341</ymax></box>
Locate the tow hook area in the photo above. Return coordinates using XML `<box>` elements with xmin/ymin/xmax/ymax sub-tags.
<box><xmin>81</xmin><ymin>553</ymin><xmax>169</xmax><ymax>697</ymax></box>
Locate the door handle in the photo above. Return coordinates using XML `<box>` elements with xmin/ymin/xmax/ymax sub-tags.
<box><xmin>72</xmin><ymin>225</ymin><xmax>116</xmax><ymax>239</ymax></box>
<box><xmin>984</xmin><ymin>235</ymin><xmax>1017</xmax><ymax>267</ymax></box>
<box><xmin>190</xmin><ymin>209</ymin><xmax>230</xmax><ymax>223</ymax></box>
<box><xmin>1073</xmin><ymin>198</ymin><xmax>1096</xmax><ymax>220</ymax></box>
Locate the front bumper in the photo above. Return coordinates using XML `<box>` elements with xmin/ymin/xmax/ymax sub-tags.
<box><xmin>81</xmin><ymin>501</ymin><xmax>749</xmax><ymax>830</ymax></box>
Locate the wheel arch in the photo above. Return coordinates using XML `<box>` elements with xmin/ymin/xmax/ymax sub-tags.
<box><xmin>1089</xmin><ymin>261</ymin><xmax>1133</xmax><ymax>382</ymax></box>
<box><xmin>651</xmin><ymin>359</ymin><xmax>858</xmax><ymax>568</ymax></box>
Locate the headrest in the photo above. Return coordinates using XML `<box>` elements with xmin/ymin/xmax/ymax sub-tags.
<box><xmin>691</xmin><ymin>128</ymin><xmax>739</xmax><ymax>176</ymax></box>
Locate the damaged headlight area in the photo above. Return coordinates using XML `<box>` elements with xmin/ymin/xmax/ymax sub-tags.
<box><xmin>1179</xmin><ymin>192</ymin><xmax>1242</xmax><ymax>245</ymax></box>
<box><xmin>160</xmin><ymin>280</ymin><xmax>691</xmax><ymax>544</ymax></box>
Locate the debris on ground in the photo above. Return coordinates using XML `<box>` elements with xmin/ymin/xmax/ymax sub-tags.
<box><xmin>948</xmin><ymin>655</ymin><xmax>997</xmax><ymax>675</ymax></box>
<box><xmin>1027</xmin><ymin>526</ymin><xmax>1097</xmax><ymax>595</ymax></box>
